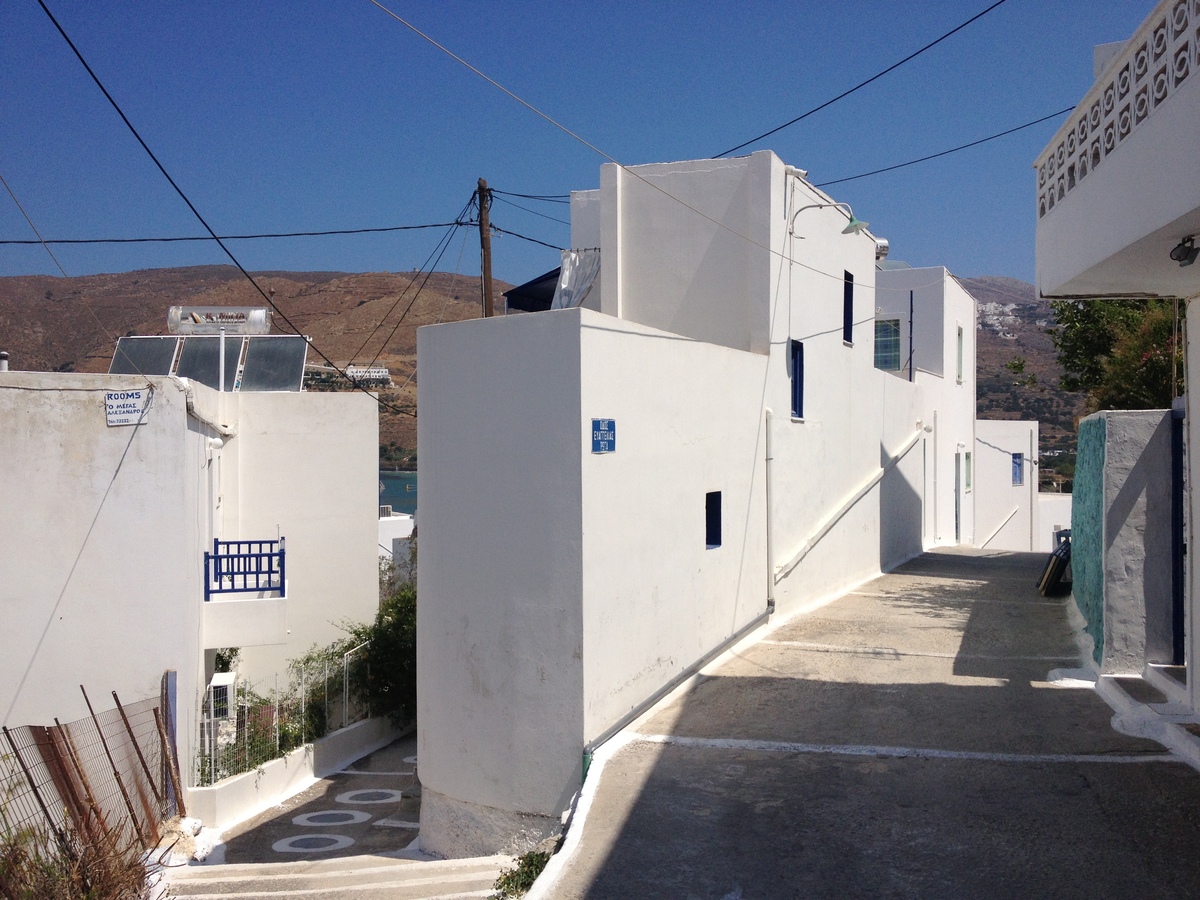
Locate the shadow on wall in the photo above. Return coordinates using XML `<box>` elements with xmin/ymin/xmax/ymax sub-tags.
<box><xmin>878</xmin><ymin>441</ymin><xmax>923</xmax><ymax>571</ymax></box>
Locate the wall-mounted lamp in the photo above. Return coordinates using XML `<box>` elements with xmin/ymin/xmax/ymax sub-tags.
<box><xmin>789</xmin><ymin>202</ymin><xmax>869</xmax><ymax>237</ymax></box>
<box><xmin>1170</xmin><ymin>235</ymin><xmax>1198</xmax><ymax>267</ymax></box>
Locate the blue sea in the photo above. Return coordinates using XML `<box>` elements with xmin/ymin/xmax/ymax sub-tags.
<box><xmin>379</xmin><ymin>471</ymin><xmax>418</xmax><ymax>516</ymax></box>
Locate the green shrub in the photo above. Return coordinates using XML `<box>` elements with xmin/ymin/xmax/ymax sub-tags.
<box><xmin>492</xmin><ymin>850</ymin><xmax>550</xmax><ymax>899</ymax></box>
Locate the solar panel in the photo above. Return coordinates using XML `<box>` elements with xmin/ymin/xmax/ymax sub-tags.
<box><xmin>109</xmin><ymin>336</ymin><xmax>178</xmax><ymax>375</ymax></box>
<box><xmin>239</xmin><ymin>336</ymin><xmax>308</xmax><ymax>392</ymax></box>
<box><xmin>176</xmin><ymin>336</ymin><xmax>242</xmax><ymax>391</ymax></box>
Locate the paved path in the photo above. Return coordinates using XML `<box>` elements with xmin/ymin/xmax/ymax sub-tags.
<box><xmin>539</xmin><ymin>549</ymin><xmax>1200</xmax><ymax>899</ymax></box>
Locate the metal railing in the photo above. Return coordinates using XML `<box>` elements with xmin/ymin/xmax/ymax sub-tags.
<box><xmin>204</xmin><ymin>537</ymin><xmax>285</xmax><ymax>602</ymax></box>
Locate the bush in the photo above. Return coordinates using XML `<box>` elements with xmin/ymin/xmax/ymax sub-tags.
<box><xmin>492</xmin><ymin>850</ymin><xmax>550</xmax><ymax>899</ymax></box>
<box><xmin>0</xmin><ymin>823</ymin><xmax>151</xmax><ymax>900</ymax></box>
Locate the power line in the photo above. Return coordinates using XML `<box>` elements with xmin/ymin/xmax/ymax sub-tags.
<box><xmin>491</xmin><ymin>194</ymin><xmax>571</xmax><ymax>226</ymax></box>
<box><xmin>36</xmin><ymin>0</ymin><xmax>415</xmax><ymax>417</ymax></box>
<box><xmin>713</xmin><ymin>0</ymin><xmax>1011</xmax><ymax>157</ymax></box>
<box><xmin>815</xmin><ymin>107</ymin><xmax>1073</xmax><ymax>188</ymax></box>
<box><xmin>489</xmin><ymin>224</ymin><xmax>565</xmax><ymax>252</ymax></box>
<box><xmin>491</xmin><ymin>189</ymin><xmax>570</xmax><ymax>204</ymax></box>
<box><xmin>0</xmin><ymin>221</ymin><xmax>467</xmax><ymax>246</ymax></box>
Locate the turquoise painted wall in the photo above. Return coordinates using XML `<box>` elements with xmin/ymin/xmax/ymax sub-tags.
<box><xmin>1072</xmin><ymin>416</ymin><xmax>1106</xmax><ymax>665</ymax></box>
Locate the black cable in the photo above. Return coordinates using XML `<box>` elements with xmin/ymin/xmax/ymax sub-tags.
<box><xmin>366</xmin><ymin>211</ymin><xmax>468</xmax><ymax>370</ymax></box>
<box><xmin>714</xmin><ymin>0</ymin><xmax>1010</xmax><ymax>157</ymax></box>
<box><xmin>350</xmin><ymin>194</ymin><xmax>476</xmax><ymax>366</ymax></box>
<box><xmin>491</xmin><ymin>195</ymin><xmax>571</xmax><ymax>227</ymax></box>
<box><xmin>491</xmin><ymin>189</ymin><xmax>570</xmax><ymax>203</ymax></box>
<box><xmin>490</xmin><ymin>225</ymin><xmax>565</xmax><ymax>252</ymax></box>
<box><xmin>0</xmin><ymin>221</ymin><xmax>467</xmax><ymax>246</ymax></box>
<box><xmin>35</xmin><ymin>0</ymin><xmax>416</xmax><ymax>416</ymax></box>
<box><xmin>815</xmin><ymin>107</ymin><xmax>1072</xmax><ymax>188</ymax></box>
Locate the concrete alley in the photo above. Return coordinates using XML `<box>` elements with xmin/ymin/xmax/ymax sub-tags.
<box><xmin>536</xmin><ymin>549</ymin><xmax>1200</xmax><ymax>899</ymax></box>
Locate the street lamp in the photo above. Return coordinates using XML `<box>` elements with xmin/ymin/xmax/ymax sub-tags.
<box><xmin>789</xmin><ymin>201</ymin><xmax>869</xmax><ymax>237</ymax></box>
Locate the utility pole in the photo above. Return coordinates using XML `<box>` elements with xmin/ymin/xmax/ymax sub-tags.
<box><xmin>477</xmin><ymin>178</ymin><xmax>495</xmax><ymax>317</ymax></box>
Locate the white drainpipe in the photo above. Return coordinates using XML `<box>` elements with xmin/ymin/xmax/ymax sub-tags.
<box><xmin>765</xmin><ymin>407</ymin><xmax>775</xmax><ymax>613</ymax></box>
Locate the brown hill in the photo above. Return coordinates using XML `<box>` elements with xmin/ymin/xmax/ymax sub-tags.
<box><xmin>0</xmin><ymin>265</ymin><xmax>507</xmax><ymax>454</ymax></box>
<box><xmin>0</xmin><ymin>267</ymin><xmax>1085</xmax><ymax>464</ymax></box>
<box><xmin>958</xmin><ymin>275</ymin><xmax>1087</xmax><ymax>454</ymax></box>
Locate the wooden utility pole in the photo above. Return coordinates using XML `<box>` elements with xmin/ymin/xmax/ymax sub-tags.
<box><xmin>477</xmin><ymin>178</ymin><xmax>495</xmax><ymax>317</ymax></box>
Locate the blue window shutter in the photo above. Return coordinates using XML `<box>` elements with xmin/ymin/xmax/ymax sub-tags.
<box><xmin>791</xmin><ymin>340</ymin><xmax>804</xmax><ymax>418</ymax></box>
<box><xmin>843</xmin><ymin>271</ymin><xmax>854</xmax><ymax>344</ymax></box>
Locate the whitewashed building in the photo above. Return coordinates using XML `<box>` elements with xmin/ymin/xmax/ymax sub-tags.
<box><xmin>417</xmin><ymin>151</ymin><xmax>1033</xmax><ymax>857</ymax></box>
<box><xmin>1034</xmin><ymin>0</ymin><xmax>1198</xmax><ymax>703</ymax></box>
<box><xmin>0</xmin><ymin>371</ymin><xmax>379</xmax><ymax>797</ymax></box>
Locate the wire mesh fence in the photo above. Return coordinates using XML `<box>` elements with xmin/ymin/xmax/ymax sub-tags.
<box><xmin>194</xmin><ymin>643</ymin><xmax>371</xmax><ymax>787</ymax></box>
<box><xmin>0</xmin><ymin>691</ymin><xmax>178</xmax><ymax>853</ymax></box>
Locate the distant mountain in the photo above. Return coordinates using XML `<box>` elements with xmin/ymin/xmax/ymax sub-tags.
<box><xmin>0</xmin><ymin>267</ymin><xmax>1085</xmax><ymax>458</ymax></box>
<box><xmin>959</xmin><ymin>275</ymin><xmax>1087</xmax><ymax>453</ymax></box>
<box><xmin>0</xmin><ymin>265</ymin><xmax>507</xmax><ymax>454</ymax></box>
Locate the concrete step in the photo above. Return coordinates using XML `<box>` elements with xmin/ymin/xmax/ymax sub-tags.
<box><xmin>166</xmin><ymin>853</ymin><xmax>512</xmax><ymax>900</ymax></box>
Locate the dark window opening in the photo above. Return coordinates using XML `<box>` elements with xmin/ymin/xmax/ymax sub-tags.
<box><xmin>706</xmin><ymin>491</ymin><xmax>722</xmax><ymax>548</ymax></box>
<box><xmin>790</xmin><ymin>340</ymin><xmax>804</xmax><ymax>418</ymax></box>
<box><xmin>843</xmin><ymin>271</ymin><xmax>854</xmax><ymax>344</ymax></box>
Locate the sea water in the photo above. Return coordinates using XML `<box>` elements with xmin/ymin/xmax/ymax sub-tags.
<box><xmin>379</xmin><ymin>471</ymin><xmax>417</xmax><ymax>516</ymax></box>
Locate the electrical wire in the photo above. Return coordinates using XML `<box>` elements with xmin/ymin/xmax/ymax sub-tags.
<box><xmin>36</xmin><ymin>0</ymin><xmax>415</xmax><ymax>417</ymax></box>
<box><xmin>815</xmin><ymin>107</ymin><xmax>1073</xmax><ymax>188</ymax></box>
<box><xmin>349</xmin><ymin>194</ymin><xmax>475</xmax><ymax>367</ymax></box>
<box><xmin>491</xmin><ymin>194</ymin><xmax>571</xmax><ymax>226</ymax></box>
<box><xmin>489</xmin><ymin>225</ymin><xmax>565</xmax><ymax>252</ymax></box>
<box><xmin>491</xmin><ymin>189</ymin><xmax>570</xmax><ymax>204</ymax></box>
<box><xmin>366</xmin><ymin>0</ymin><xmax>958</xmax><ymax>295</ymax></box>
<box><xmin>714</xmin><ymin>0</ymin><xmax>1011</xmax><ymax>157</ymax></box>
<box><xmin>0</xmin><ymin>221</ymin><xmax>468</xmax><ymax>246</ymax></box>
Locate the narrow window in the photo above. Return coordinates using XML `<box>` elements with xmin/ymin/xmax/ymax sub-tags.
<box><xmin>790</xmin><ymin>340</ymin><xmax>804</xmax><ymax>419</ymax></box>
<box><xmin>965</xmin><ymin>452</ymin><xmax>973</xmax><ymax>492</ymax></box>
<box><xmin>705</xmin><ymin>491</ymin><xmax>722</xmax><ymax>548</ymax></box>
<box><xmin>956</xmin><ymin>326</ymin><xmax>964</xmax><ymax>384</ymax></box>
<box><xmin>1012</xmin><ymin>453</ymin><xmax>1024</xmax><ymax>486</ymax></box>
<box><xmin>843</xmin><ymin>271</ymin><xmax>854</xmax><ymax>344</ymax></box>
<box><xmin>874</xmin><ymin>319</ymin><xmax>901</xmax><ymax>371</ymax></box>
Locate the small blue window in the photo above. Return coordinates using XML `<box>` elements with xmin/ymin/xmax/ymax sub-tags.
<box><xmin>1012</xmin><ymin>453</ymin><xmax>1024</xmax><ymax>486</ymax></box>
<box><xmin>790</xmin><ymin>340</ymin><xmax>804</xmax><ymax>418</ymax></box>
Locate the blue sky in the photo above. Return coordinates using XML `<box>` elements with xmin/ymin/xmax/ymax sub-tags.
<box><xmin>0</xmin><ymin>1</ymin><xmax>1155</xmax><ymax>287</ymax></box>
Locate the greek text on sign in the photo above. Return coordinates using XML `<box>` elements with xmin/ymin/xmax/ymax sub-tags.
<box><xmin>592</xmin><ymin>418</ymin><xmax>615</xmax><ymax>454</ymax></box>
<box><xmin>105</xmin><ymin>388</ymin><xmax>151</xmax><ymax>427</ymax></box>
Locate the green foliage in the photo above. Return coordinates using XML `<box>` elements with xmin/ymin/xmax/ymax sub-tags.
<box><xmin>1050</xmin><ymin>298</ymin><xmax>1184</xmax><ymax>410</ymax></box>
<box><xmin>1004</xmin><ymin>356</ymin><xmax>1037</xmax><ymax>387</ymax></box>
<box><xmin>492</xmin><ymin>850</ymin><xmax>551</xmax><ymax>899</ymax></box>
<box><xmin>341</xmin><ymin>553</ymin><xmax>417</xmax><ymax>725</ymax></box>
<box><xmin>213</xmin><ymin>647</ymin><xmax>240</xmax><ymax>673</ymax></box>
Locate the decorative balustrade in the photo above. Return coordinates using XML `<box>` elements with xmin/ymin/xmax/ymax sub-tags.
<box><xmin>1036</xmin><ymin>0</ymin><xmax>1198</xmax><ymax>220</ymax></box>
<box><xmin>204</xmin><ymin>537</ymin><xmax>286</xmax><ymax>602</ymax></box>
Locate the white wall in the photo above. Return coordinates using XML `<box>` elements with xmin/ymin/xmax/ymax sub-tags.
<box><xmin>417</xmin><ymin>310</ymin><xmax>585</xmax><ymax>857</ymax></box>
<box><xmin>577</xmin><ymin>311</ymin><xmax>769</xmax><ymax>742</ymax></box>
<box><xmin>218</xmin><ymin>390</ymin><xmax>379</xmax><ymax>683</ymax></box>
<box><xmin>876</xmin><ymin>267</ymin><xmax>978</xmax><ymax>547</ymax></box>
<box><xmin>1037</xmin><ymin>493</ymin><xmax>1073</xmax><ymax>552</ymax></box>
<box><xmin>974</xmin><ymin>419</ymin><xmax>1039</xmax><ymax>551</ymax></box>
<box><xmin>0</xmin><ymin>373</ymin><xmax>206</xmax><ymax>777</ymax></box>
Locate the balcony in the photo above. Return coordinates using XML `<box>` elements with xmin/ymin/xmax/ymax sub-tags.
<box><xmin>1035</xmin><ymin>0</ymin><xmax>1200</xmax><ymax>300</ymax></box>
<box><xmin>202</xmin><ymin>538</ymin><xmax>288</xmax><ymax>648</ymax></box>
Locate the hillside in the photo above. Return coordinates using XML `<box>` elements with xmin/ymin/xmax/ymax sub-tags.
<box><xmin>0</xmin><ymin>267</ymin><xmax>1085</xmax><ymax>466</ymax></box>
<box><xmin>958</xmin><ymin>275</ymin><xmax>1087</xmax><ymax>454</ymax></box>
<box><xmin>0</xmin><ymin>265</ymin><xmax>508</xmax><ymax>455</ymax></box>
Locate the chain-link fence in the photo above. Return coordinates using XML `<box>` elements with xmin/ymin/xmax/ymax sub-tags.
<box><xmin>195</xmin><ymin>643</ymin><xmax>371</xmax><ymax>787</ymax></box>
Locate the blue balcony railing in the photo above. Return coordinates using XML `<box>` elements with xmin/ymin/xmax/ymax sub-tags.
<box><xmin>204</xmin><ymin>537</ymin><xmax>286</xmax><ymax>602</ymax></box>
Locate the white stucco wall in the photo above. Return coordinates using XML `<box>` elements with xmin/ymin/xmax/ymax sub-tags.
<box><xmin>416</xmin><ymin>310</ymin><xmax>585</xmax><ymax>856</ymax></box>
<box><xmin>577</xmin><ymin>311</ymin><xmax>769</xmax><ymax>742</ymax></box>
<box><xmin>1035</xmin><ymin>3</ymin><xmax>1200</xmax><ymax>300</ymax></box>
<box><xmin>0</xmin><ymin>373</ymin><xmax>206</xmax><ymax>774</ymax></box>
<box><xmin>1037</xmin><ymin>493</ymin><xmax>1073</xmax><ymax>552</ymax></box>
<box><xmin>217</xmin><ymin>390</ymin><xmax>379</xmax><ymax>683</ymax></box>
<box><xmin>974</xmin><ymin>419</ymin><xmax>1039</xmax><ymax>551</ymax></box>
<box><xmin>876</xmin><ymin>267</ymin><xmax>978</xmax><ymax>547</ymax></box>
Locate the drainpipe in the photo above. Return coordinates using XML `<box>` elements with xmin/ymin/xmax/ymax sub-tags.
<box><xmin>765</xmin><ymin>407</ymin><xmax>775</xmax><ymax>613</ymax></box>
